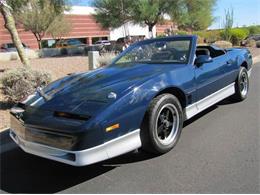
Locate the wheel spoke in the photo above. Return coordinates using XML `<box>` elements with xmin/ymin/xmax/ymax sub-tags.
<box><xmin>159</xmin><ymin>114</ymin><xmax>164</xmax><ymax>122</ymax></box>
<box><xmin>157</xmin><ymin>124</ymin><xmax>164</xmax><ymax>134</ymax></box>
<box><xmin>163</xmin><ymin>130</ymin><xmax>168</xmax><ymax>139</ymax></box>
<box><xmin>165</xmin><ymin>110</ymin><xmax>170</xmax><ymax>120</ymax></box>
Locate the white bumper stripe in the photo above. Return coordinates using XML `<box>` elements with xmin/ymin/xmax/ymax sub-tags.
<box><xmin>10</xmin><ymin>129</ymin><xmax>141</xmax><ymax>166</ymax></box>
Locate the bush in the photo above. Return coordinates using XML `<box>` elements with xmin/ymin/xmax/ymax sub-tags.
<box><xmin>213</xmin><ymin>41</ymin><xmax>233</xmax><ymax>49</ymax></box>
<box><xmin>176</xmin><ymin>31</ymin><xmax>189</xmax><ymax>35</ymax></box>
<box><xmin>97</xmin><ymin>52</ymin><xmax>117</xmax><ymax>67</ymax></box>
<box><xmin>195</xmin><ymin>30</ymin><xmax>222</xmax><ymax>43</ymax></box>
<box><xmin>230</xmin><ymin>28</ymin><xmax>249</xmax><ymax>45</ymax></box>
<box><xmin>256</xmin><ymin>41</ymin><xmax>260</xmax><ymax>48</ymax></box>
<box><xmin>244</xmin><ymin>39</ymin><xmax>256</xmax><ymax>47</ymax></box>
<box><xmin>1</xmin><ymin>68</ymin><xmax>51</xmax><ymax>103</ymax></box>
<box><xmin>248</xmin><ymin>25</ymin><xmax>260</xmax><ymax>35</ymax></box>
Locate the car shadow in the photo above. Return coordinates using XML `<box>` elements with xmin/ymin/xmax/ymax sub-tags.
<box><xmin>0</xmin><ymin>98</ymin><xmax>235</xmax><ymax>193</ymax></box>
<box><xmin>0</xmin><ymin>130</ymin><xmax>155</xmax><ymax>193</ymax></box>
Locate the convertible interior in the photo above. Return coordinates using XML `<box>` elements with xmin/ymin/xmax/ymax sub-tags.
<box><xmin>196</xmin><ymin>45</ymin><xmax>226</xmax><ymax>58</ymax></box>
<box><xmin>149</xmin><ymin>45</ymin><xmax>226</xmax><ymax>63</ymax></box>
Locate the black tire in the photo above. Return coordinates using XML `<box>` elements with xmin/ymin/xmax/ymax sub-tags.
<box><xmin>140</xmin><ymin>94</ymin><xmax>183</xmax><ymax>154</ymax></box>
<box><xmin>232</xmin><ymin>67</ymin><xmax>249</xmax><ymax>102</ymax></box>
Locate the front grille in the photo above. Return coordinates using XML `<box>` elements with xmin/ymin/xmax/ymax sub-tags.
<box><xmin>10</xmin><ymin>115</ymin><xmax>77</xmax><ymax>150</ymax></box>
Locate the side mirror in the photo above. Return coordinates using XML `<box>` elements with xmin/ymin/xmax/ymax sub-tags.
<box><xmin>195</xmin><ymin>55</ymin><xmax>213</xmax><ymax>67</ymax></box>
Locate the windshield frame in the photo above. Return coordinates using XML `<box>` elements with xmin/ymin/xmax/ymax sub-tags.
<box><xmin>111</xmin><ymin>36</ymin><xmax>196</xmax><ymax>66</ymax></box>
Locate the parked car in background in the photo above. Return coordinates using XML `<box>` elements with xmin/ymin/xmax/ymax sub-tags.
<box><xmin>1</xmin><ymin>43</ymin><xmax>30</xmax><ymax>52</ymax></box>
<box><xmin>10</xmin><ymin>36</ymin><xmax>252</xmax><ymax>166</ymax></box>
<box><xmin>54</xmin><ymin>39</ymin><xmax>86</xmax><ymax>48</ymax></box>
<box><xmin>241</xmin><ymin>34</ymin><xmax>260</xmax><ymax>46</ymax></box>
<box><xmin>94</xmin><ymin>40</ymin><xmax>111</xmax><ymax>46</ymax></box>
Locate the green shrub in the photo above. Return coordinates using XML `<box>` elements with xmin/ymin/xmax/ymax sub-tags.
<box><xmin>176</xmin><ymin>31</ymin><xmax>189</xmax><ymax>35</ymax></box>
<box><xmin>256</xmin><ymin>41</ymin><xmax>260</xmax><ymax>48</ymax></box>
<box><xmin>156</xmin><ymin>34</ymin><xmax>166</xmax><ymax>38</ymax></box>
<box><xmin>1</xmin><ymin>68</ymin><xmax>51</xmax><ymax>103</ymax></box>
<box><xmin>248</xmin><ymin>25</ymin><xmax>260</xmax><ymax>35</ymax></box>
<box><xmin>195</xmin><ymin>30</ymin><xmax>221</xmax><ymax>43</ymax></box>
<box><xmin>213</xmin><ymin>41</ymin><xmax>233</xmax><ymax>49</ymax></box>
<box><xmin>229</xmin><ymin>28</ymin><xmax>249</xmax><ymax>45</ymax></box>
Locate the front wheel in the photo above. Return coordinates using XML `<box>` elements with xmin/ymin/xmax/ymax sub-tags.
<box><xmin>232</xmin><ymin>67</ymin><xmax>249</xmax><ymax>102</ymax></box>
<box><xmin>141</xmin><ymin>94</ymin><xmax>183</xmax><ymax>154</ymax></box>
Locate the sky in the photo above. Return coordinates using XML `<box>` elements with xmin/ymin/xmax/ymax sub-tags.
<box><xmin>70</xmin><ymin>0</ymin><xmax>260</xmax><ymax>29</ymax></box>
<box><xmin>209</xmin><ymin>0</ymin><xmax>260</xmax><ymax>29</ymax></box>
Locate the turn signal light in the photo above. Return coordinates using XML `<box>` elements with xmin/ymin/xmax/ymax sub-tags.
<box><xmin>106</xmin><ymin>123</ymin><xmax>120</xmax><ymax>132</ymax></box>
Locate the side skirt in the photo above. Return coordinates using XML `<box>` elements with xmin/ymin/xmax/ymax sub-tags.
<box><xmin>185</xmin><ymin>83</ymin><xmax>235</xmax><ymax>120</ymax></box>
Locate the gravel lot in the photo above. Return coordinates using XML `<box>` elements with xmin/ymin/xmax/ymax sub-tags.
<box><xmin>0</xmin><ymin>56</ymin><xmax>89</xmax><ymax>129</ymax></box>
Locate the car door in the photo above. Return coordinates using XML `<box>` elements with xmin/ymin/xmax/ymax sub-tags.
<box><xmin>194</xmin><ymin>55</ymin><xmax>227</xmax><ymax>102</ymax></box>
<box><xmin>218</xmin><ymin>52</ymin><xmax>238</xmax><ymax>89</ymax></box>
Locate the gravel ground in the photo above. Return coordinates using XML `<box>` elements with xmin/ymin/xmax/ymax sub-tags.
<box><xmin>0</xmin><ymin>56</ymin><xmax>89</xmax><ymax>130</ymax></box>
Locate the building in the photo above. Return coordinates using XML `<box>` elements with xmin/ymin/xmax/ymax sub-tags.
<box><xmin>0</xmin><ymin>6</ymin><xmax>177</xmax><ymax>49</ymax></box>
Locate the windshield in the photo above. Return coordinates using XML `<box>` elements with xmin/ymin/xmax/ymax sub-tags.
<box><xmin>114</xmin><ymin>39</ymin><xmax>192</xmax><ymax>65</ymax></box>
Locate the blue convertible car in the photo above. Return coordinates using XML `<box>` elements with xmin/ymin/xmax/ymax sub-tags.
<box><xmin>10</xmin><ymin>36</ymin><xmax>253</xmax><ymax>166</ymax></box>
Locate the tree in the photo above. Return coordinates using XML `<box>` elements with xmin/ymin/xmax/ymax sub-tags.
<box><xmin>172</xmin><ymin>0</ymin><xmax>216</xmax><ymax>31</ymax></box>
<box><xmin>222</xmin><ymin>8</ymin><xmax>234</xmax><ymax>41</ymax></box>
<box><xmin>94</xmin><ymin>0</ymin><xmax>180</xmax><ymax>38</ymax></box>
<box><xmin>94</xmin><ymin>0</ymin><xmax>134</xmax><ymax>37</ymax></box>
<box><xmin>94</xmin><ymin>0</ymin><xmax>133</xmax><ymax>29</ymax></box>
<box><xmin>131</xmin><ymin>0</ymin><xmax>176</xmax><ymax>37</ymax></box>
<box><xmin>16</xmin><ymin>0</ymin><xmax>68</xmax><ymax>49</ymax></box>
<box><xmin>0</xmin><ymin>0</ymin><xmax>30</xmax><ymax>66</ymax></box>
<box><xmin>47</xmin><ymin>15</ymin><xmax>71</xmax><ymax>41</ymax></box>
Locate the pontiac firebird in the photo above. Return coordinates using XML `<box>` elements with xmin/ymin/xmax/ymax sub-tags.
<box><xmin>10</xmin><ymin>36</ymin><xmax>252</xmax><ymax>166</ymax></box>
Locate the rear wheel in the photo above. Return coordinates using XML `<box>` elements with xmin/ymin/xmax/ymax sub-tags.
<box><xmin>232</xmin><ymin>67</ymin><xmax>249</xmax><ymax>101</ymax></box>
<box><xmin>141</xmin><ymin>94</ymin><xmax>183</xmax><ymax>154</ymax></box>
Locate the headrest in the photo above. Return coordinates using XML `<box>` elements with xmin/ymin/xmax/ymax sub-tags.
<box><xmin>196</xmin><ymin>48</ymin><xmax>210</xmax><ymax>56</ymax></box>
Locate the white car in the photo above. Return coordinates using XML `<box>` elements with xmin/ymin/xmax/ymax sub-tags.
<box><xmin>95</xmin><ymin>40</ymin><xmax>111</xmax><ymax>46</ymax></box>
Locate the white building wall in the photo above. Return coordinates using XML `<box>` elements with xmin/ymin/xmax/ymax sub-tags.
<box><xmin>64</xmin><ymin>6</ymin><xmax>96</xmax><ymax>15</ymax></box>
<box><xmin>65</xmin><ymin>6</ymin><xmax>157</xmax><ymax>41</ymax></box>
<box><xmin>109</xmin><ymin>22</ymin><xmax>156</xmax><ymax>41</ymax></box>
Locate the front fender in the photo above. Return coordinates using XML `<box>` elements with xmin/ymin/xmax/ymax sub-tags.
<box><xmin>90</xmin><ymin>65</ymin><xmax>195</xmax><ymax>142</ymax></box>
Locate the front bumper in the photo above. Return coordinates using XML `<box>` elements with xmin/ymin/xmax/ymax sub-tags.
<box><xmin>10</xmin><ymin>128</ymin><xmax>141</xmax><ymax>166</ymax></box>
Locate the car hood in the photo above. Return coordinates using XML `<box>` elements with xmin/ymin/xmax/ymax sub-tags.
<box><xmin>25</xmin><ymin>63</ymin><xmax>181</xmax><ymax>116</ymax></box>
